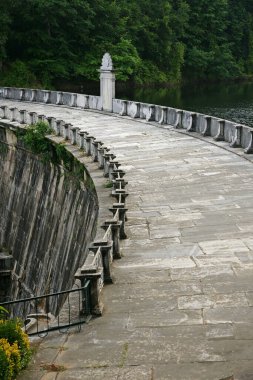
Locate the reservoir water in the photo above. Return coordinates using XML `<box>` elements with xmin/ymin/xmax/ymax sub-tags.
<box><xmin>117</xmin><ymin>81</ymin><xmax>253</xmax><ymax>128</ymax></box>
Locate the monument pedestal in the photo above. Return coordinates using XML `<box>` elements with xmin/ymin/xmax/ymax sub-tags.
<box><xmin>99</xmin><ymin>53</ymin><xmax>115</xmax><ymax>112</ymax></box>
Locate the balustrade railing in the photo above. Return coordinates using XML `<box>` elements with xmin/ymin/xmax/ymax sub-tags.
<box><xmin>0</xmin><ymin>102</ymin><xmax>128</xmax><ymax>332</ymax></box>
<box><xmin>1</xmin><ymin>82</ymin><xmax>252</xmax><ymax>330</ymax></box>
<box><xmin>0</xmin><ymin>283</ymin><xmax>91</xmax><ymax>336</ymax></box>
<box><xmin>0</xmin><ymin>86</ymin><xmax>252</xmax><ymax>154</ymax></box>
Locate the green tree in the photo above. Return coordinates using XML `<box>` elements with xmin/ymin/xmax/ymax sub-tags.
<box><xmin>1</xmin><ymin>0</ymin><xmax>253</xmax><ymax>86</ymax></box>
<box><xmin>0</xmin><ymin>2</ymin><xmax>11</xmax><ymax>72</ymax></box>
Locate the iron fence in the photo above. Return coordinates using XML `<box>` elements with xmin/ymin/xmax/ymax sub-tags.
<box><xmin>0</xmin><ymin>281</ymin><xmax>91</xmax><ymax>337</ymax></box>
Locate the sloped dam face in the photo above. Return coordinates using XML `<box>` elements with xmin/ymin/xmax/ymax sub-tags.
<box><xmin>0</xmin><ymin>123</ymin><xmax>98</xmax><ymax>306</ymax></box>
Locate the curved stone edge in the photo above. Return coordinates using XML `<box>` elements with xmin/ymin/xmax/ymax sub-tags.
<box><xmin>113</xmin><ymin>99</ymin><xmax>253</xmax><ymax>155</ymax></box>
<box><xmin>1</xmin><ymin>86</ymin><xmax>252</xmax><ymax>155</ymax></box>
<box><xmin>0</xmin><ymin>105</ymin><xmax>128</xmax><ymax>317</ymax></box>
<box><xmin>0</xmin><ymin>87</ymin><xmax>101</xmax><ymax>111</ymax></box>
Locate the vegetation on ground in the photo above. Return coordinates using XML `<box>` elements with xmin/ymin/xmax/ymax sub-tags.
<box><xmin>0</xmin><ymin>0</ymin><xmax>252</xmax><ymax>87</ymax></box>
<box><xmin>20</xmin><ymin>121</ymin><xmax>93</xmax><ymax>189</ymax></box>
<box><xmin>0</xmin><ymin>307</ymin><xmax>31</xmax><ymax>380</ymax></box>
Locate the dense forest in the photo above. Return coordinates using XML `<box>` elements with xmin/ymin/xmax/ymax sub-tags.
<box><xmin>0</xmin><ymin>0</ymin><xmax>253</xmax><ymax>88</ymax></box>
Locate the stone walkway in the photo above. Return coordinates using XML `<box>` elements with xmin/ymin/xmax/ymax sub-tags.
<box><xmin>3</xmin><ymin>100</ymin><xmax>253</xmax><ymax>379</ymax></box>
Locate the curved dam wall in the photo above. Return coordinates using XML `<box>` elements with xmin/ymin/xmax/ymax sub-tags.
<box><xmin>0</xmin><ymin>123</ymin><xmax>98</xmax><ymax>304</ymax></box>
<box><xmin>1</xmin><ymin>86</ymin><xmax>253</xmax><ymax>155</ymax></box>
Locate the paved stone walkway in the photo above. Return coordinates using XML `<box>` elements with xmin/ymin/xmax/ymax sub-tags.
<box><xmin>3</xmin><ymin>100</ymin><xmax>253</xmax><ymax>379</ymax></box>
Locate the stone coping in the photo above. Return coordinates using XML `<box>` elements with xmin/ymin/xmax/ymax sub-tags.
<box><xmin>0</xmin><ymin>105</ymin><xmax>128</xmax><ymax>316</ymax></box>
<box><xmin>0</xmin><ymin>86</ymin><xmax>252</xmax><ymax>156</ymax></box>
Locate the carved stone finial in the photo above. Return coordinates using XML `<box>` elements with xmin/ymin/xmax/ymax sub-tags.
<box><xmin>101</xmin><ymin>53</ymin><xmax>113</xmax><ymax>71</ymax></box>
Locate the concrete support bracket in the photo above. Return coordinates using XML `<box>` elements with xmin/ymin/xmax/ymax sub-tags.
<box><xmin>91</xmin><ymin>140</ymin><xmax>103</xmax><ymax>162</ymax></box>
<box><xmin>201</xmin><ymin>116</ymin><xmax>212</xmax><ymax>136</ymax></box>
<box><xmin>109</xmin><ymin>203</ymin><xmax>128</xmax><ymax>239</ymax></box>
<box><xmin>187</xmin><ymin>113</ymin><xmax>197</xmax><ymax>132</ymax></box>
<box><xmin>111</xmin><ymin>169</ymin><xmax>126</xmax><ymax>179</ymax></box>
<box><xmin>19</xmin><ymin>110</ymin><xmax>28</xmax><ymax>124</ymax></box>
<box><xmin>101</xmin><ymin>221</ymin><xmax>121</xmax><ymax>259</ymax></box>
<box><xmin>230</xmin><ymin>125</ymin><xmax>242</xmax><ymax>148</ymax></box>
<box><xmin>84</xmin><ymin>135</ymin><xmax>95</xmax><ymax>156</ymax></box>
<box><xmin>77</xmin><ymin>130</ymin><xmax>88</xmax><ymax>149</ymax></box>
<box><xmin>244</xmin><ymin>129</ymin><xmax>253</xmax><ymax>154</ymax></box>
<box><xmin>75</xmin><ymin>268</ymin><xmax>104</xmax><ymax>316</ymax></box>
<box><xmin>112</xmin><ymin>178</ymin><xmax>128</xmax><ymax>190</ymax></box>
<box><xmin>214</xmin><ymin>120</ymin><xmax>225</xmax><ymax>141</ymax></box>
<box><xmin>89</xmin><ymin>241</ymin><xmax>114</xmax><ymax>283</ymax></box>
<box><xmin>111</xmin><ymin>189</ymin><xmax>129</xmax><ymax>203</ymax></box>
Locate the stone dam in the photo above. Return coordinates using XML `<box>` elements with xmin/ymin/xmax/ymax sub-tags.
<box><xmin>1</xmin><ymin>78</ymin><xmax>253</xmax><ymax>379</ymax></box>
<box><xmin>0</xmin><ymin>123</ymin><xmax>98</xmax><ymax>312</ymax></box>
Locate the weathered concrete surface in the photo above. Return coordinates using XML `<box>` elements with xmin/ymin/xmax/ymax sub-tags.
<box><xmin>2</xmin><ymin>100</ymin><xmax>253</xmax><ymax>380</ymax></box>
<box><xmin>0</xmin><ymin>124</ymin><xmax>98</xmax><ymax>305</ymax></box>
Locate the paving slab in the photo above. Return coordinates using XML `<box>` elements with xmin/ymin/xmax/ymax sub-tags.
<box><xmin>2</xmin><ymin>100</ymin><xmax>252</xmax><ymax>379</ymax></box>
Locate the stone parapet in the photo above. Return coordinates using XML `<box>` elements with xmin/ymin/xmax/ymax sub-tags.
<box><xmin>1</xmin><ymin>85</ymin><xmax>252</xmax><ymax>155</ymax></box>
<box><xmin>0</xmin><ymin>103</ymin><xmax>128</xmax><ymax>318</ymax></box>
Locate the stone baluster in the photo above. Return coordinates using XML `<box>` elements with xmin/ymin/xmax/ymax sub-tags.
<box><xmin>158</xmin><ymin>106</ymin><xmax>167</xmax><ymax>125</ymax></box>
<box><xmin>109</xmin><ymin>203</ymin><xmax>128</xmax><ymax>239</ymax></box>
<box><xmin>84</xmin><ymin>135</ymin><xmax>95</xmax><ymax>156</ymax></box>
<box><xmin>103</xmin><ymin>153</ymin><xmax>116</xmax><ymax>177</ymax></box>
<box><xmin>9</xmin><ymin>107</ymin><xmax>18</xmax><ymax>122</ymax></box>
<box><xmin>146</xmin><ymin>105</ymin><xmax>156</xmax><ymax>122</ymax></box>
<box><xmin>128</xmin><ymin>102</ymin><xmax>140</xmax><ymax>118</ymax></box>
<box><xmin>91</xmin><ymin>140</ymin><xmax>103</xmax><ymax>162</ymax></box>
<box><xmin>101</xmin><ymin>220</ymin><xmax>121</xmax><ymax>259</ymax></box>
<box><xmin>38</xmin><ymin>114</ymin><xmax>47</xmax><ymax>123</ymax></box>
<box><xmin>56</xmin><ymin>92</ymin><xmax>63</xmax><ymax>105</ymax></box>
<box><xmin>56</xmin><ymin>120</ymin><xmax>64</xmax><ymax>136</ymax></box>
<box><xmin>201</xmin><ymin>116</ymin><xmax>212</xmax><ymax>136</ymax></box>
<box><xmin>29</xmin><ymin>112</ymin><xmax>38</xmax><ymax>125</ymax></box>
<box><xmin>108</xmin><ymin>161</ymin><xmax>121</xmax><ymax>181</ymax></box>
<box><xmin>214</xmin><ymin>120</ymin><xmax>225</xmax><ymax>141</ymax></box>
<box><xmin>97</xmin><ymin>146</ymin><xmax>107</xmax><ymax>168</ymax></box>
<box><xmin>31</xmin><ymin>89</ymin><xmax>37</xmax><ymax>102</ymax></box>
<box><xmin>0</xmin><ymin>106</ymin><xmax>4</xmax><ymax>119</ymax></box>
<box><xmin>6</xmin><ymin>88</ymin><xmax>11</xmax><ymax>99</ymax></box>
<box><xmin>111</xmin><ymin>169</ymin><xmax>126</xmax><ymax>179</ymax></box>
<box><xmin>44</xmin><ymin>91</ymin><xmax>51</xmax><ymax>103</ymax></box>
<box><xmin>77</xmin><ymin>130</ymin><xmax>87</xmax><ymax>149</ymax></box>
<box><xmin>244</xmin><ymin>128</ymin><xmax>253</xmax><ymax>154</ymax></box>
<box><xmin>9</xmin><ymin>88</ymin><xmax>15</xmax><ymax>99</ymax></box>
<box><xmin>75</xmin><ymin>257</ymin><xmax>104</xmax><ymax>316</ymax></box>
<box><xmin>63</xmin><ymin>123</ymin><xmax>72</xmax><ymax>140</ymax></box>
<box><xmin>46</xmin><ymin>117</ymin><xmax>57</xmax><ymax>132</ymax></box>
<box><xmin>119</xmin><ymin>100</ymin><xmax>127</xmax><ymax>116</ymax></box>
<box><xmin>230</xmin><ymin>125</ymin><xmax>242</xmax><ymax>148</ymax></box>
<box><xmin>69</xmin><ymin>126</ymin><xmax>78</xmax><ymax>145</ymax></box>
<box><xmin>20</xmin><ymin>88</ymin><xmax>25</xmax><ymax>101</ymax></box>
<box><xmin>74</xmin><ymin>127</ymin><xmax>81</xmax><ymax>146</ymax></box>
<box><xmin>80</xmin><ymin>95</ymin><xmax>89</xmax><ymax>109</ymax></box>
<box><xmin>111</xmin><ymin>188</ymin><xmax>129</xmax><ymax>203</ymax></box>
<box><xmin>186</xmin><ymin>113</ymin><xmax>197</xmax><ymax>132</ymax></box>
<box><xmin>1</xmin><ymin>87</ymin><xmax>8</xmax><ymax>99</ymax></box>
<box><xmin>0</xmin><ymin>105</ymin><xmax>9</xmax><ymax>119</ymax></box>
<box><xmin>71</xmin><ymin>93</ymin><xmax>77</xmax><ymax>107</ymax></box>
<box><xmin>175</xmin><ymin>110</ymin><xmax>183</xmax><ymax>128</ymax></box>
<box><xmin>112</xmin><ymin>178</ymin><xmax>128</xmax><ymax>190</ymax></box>
<box><xmin>89</xmin><ymin>241</ymin><xmax>114</xmax><ymax>283</ymax></box>
<box><xmin>19</xmin><ymin>110</ymin><xmax>28</xmax><ymax>124</ymax></box>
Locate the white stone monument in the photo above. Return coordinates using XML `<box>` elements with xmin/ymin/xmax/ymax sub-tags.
<box><xmin>99</xmin><ymin>53</ymin><xmax>115</xmax><ymax>112</ymax></box>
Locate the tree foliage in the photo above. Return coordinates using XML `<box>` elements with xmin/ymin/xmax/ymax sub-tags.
<box><xmin>0</xmin><ymin>0</ymin><xmax>252</xmax><ymax>86</ymax></box>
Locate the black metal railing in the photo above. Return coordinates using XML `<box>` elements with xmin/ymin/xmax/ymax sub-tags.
<box><xmin>0</xmin><ymin>281</ymin><xmax>91</xmax><ymax>336</ymax></box>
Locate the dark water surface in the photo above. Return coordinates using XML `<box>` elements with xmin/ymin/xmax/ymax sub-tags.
<box><xmin>116</xmin><ymin>81</ymin><xmax>253</xmax><ymax>127</ymax></box>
